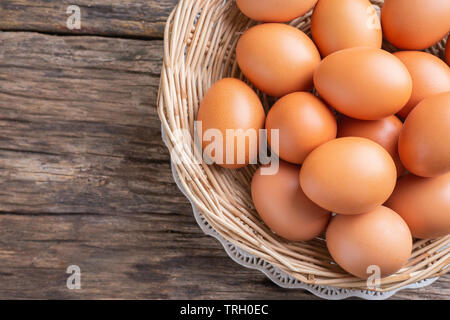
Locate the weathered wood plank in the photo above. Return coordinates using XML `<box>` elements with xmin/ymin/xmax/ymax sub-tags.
<box><xmin>0</xmin><ymin>0</ymin><xmax>178</xmax><ymax>38</ymax></box>
<box><xmin>0</xmin><ymin>32</ymin><xmax>447</xmax><ymax>299</ymax></box>
<box><xmin>0</xmin><ymin>32</ymin><xmax>184</xmax><ymax>215</ymax></box>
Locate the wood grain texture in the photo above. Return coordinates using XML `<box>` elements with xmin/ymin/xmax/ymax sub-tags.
<box><xmin>0</xmin><ymin>31</ymin><xmax>448</xmax><ymax>300</ymax></box>
<box><xmin>0</xmin><ymin>0</ymin><xmax>178</xmax><ymax>38</ymax></box>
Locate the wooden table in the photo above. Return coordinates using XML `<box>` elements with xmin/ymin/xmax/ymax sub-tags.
<box><xmin>0</xmin><ymin>0</ymin><xmax>448</xmax><ymax>300</ymax></box>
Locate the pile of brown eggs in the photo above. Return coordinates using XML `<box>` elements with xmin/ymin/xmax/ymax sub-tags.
<box><xmin>196</xmin><ymin>0</ymin><xmax>450</xmax><ymax>279</ymax></box>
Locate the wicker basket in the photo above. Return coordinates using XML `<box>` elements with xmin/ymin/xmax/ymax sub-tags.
<box><xmin>158</xmin><ymin>0</ymin><xmax>450</xmax><ymax>292</ymax></box>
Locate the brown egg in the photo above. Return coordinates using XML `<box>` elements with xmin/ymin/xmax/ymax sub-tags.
<box><xmin>314</xmin><ymin>47</ymin><xmax>412</xmax><ymax>120</ymax></box>
<box><xmin>393</xmin><ymin>51</ymin><xmax>450</xmax><ymax>118</ymax></box>
<box><xmin>266</xmin><ymin>92</ymin><xmax>337</xmax><ymax>164</ymax></box>
<box><xmin>398</xmin><ymin>92</ymin><xmax>450</xmax><ymax>177</ymax></box>
<box><xmin>236</xmin><ymin>0</ymin><xmax>318</xmax><ymax>22</ymax></box>
<box><xmin>338</xmin><ymin>115</ymin><xmax>404</xmax><ymax>177</ymax></box>
<box><xmin>311</xmin><ymin>0</ymin><xmax>382</xmax><ymax>57</ymax></box>
<box><xmin>446</xmin><ymin>36</ymin><xmax>450</xmax><ymax>66</ymax></box>
<box><xmin>236</xmin><ymin>23</ymin><xmax>321</xmax><ymax>97</ymax></box>
<box><xmin>381</xmin><ymin>0</ymin><xmax>450</xmax><ymax>50</ymax></box>
<box><xmin>326</xmin><ymin>206</ymin><xmax>412</xmax><ymax>278</ymax></box>
<box><xmin>251</xmin><ymin>161</ymin><xmax>330</xmax><ymax>241</ymax></box>
<box><xmin>197</xmin><ymin>78</ymin><xmax>265</xmax><ymax>169</ymax></box>
<box><xmin>386</xmin><ymin>173</ymin><xmax>450</xmax><ymax>239</ymax></box>
<box><xmin>300</xmin><ymin>137</ymin><xmax>397</xmax><ymax>215</ymax></box>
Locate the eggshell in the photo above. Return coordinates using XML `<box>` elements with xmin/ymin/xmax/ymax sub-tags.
<box><xmin>326</xmin><ymin>206</ymin><xmax>412</xmax><ymax>278</ymax></box>
<box><xmin>337</xmin><ymin>115</ymin><xmax>404</xmax><ymax>177</ymax></box>
<box><xmin>300</xmin><ymin>137</ymin><xmax>397</xmax><ymax>215</ymax></box>
<box><xmin>197</xmin><ymin>78</ymin><xmax>265</xmax><ymax>169</ymax></box>
<box><xmin>236</xmin><ymin>0</ymin><xmax>318</xmax><ymax>22</ymax></box>
<box><xmin>266</xmin><ymin>92</ymin><xmax>337</xmax><ymax>164</ymax></box>
<box><xmin>381</xmin><ymin>0</ymin><xmax>450</xmax><ymax>50</ymax></box>
<box><xmin>386</xmin><ymin>173</ymin><xmax>450</xmax><ymax>239</ymax></box>
<box><xmin>236</xmin><ymin>23</ymin><xmax>321</xmax><ymax>97</ymax></box>
<box><xmin>393</xmin><ymin>51</ymin><xmax>450</xmax><ymax>118</ymax></box>
<box><xmin>398</xmin><ymin>92</ymin><xmax>450</xmax><ymax>177</ymax></box>
<box><xmin>251</xmin><ymin>161</ymin><xmax>330</xmax><ymax>241</ymax></box>
<box><xmin>314</xmin><ymin>47</ymin><xmax>412</xmax><ymax>120</ymax></box>
<box><xmin>311</xmin><ymin>0</ymin><xmax>382</xmax><ymax>57</ymax></box>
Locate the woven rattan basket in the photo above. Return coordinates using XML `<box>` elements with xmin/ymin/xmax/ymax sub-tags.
<box><xmin>158</xmin><ymin>0</ymin><xmax>450</xmax><ymax>294</ymax></box>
